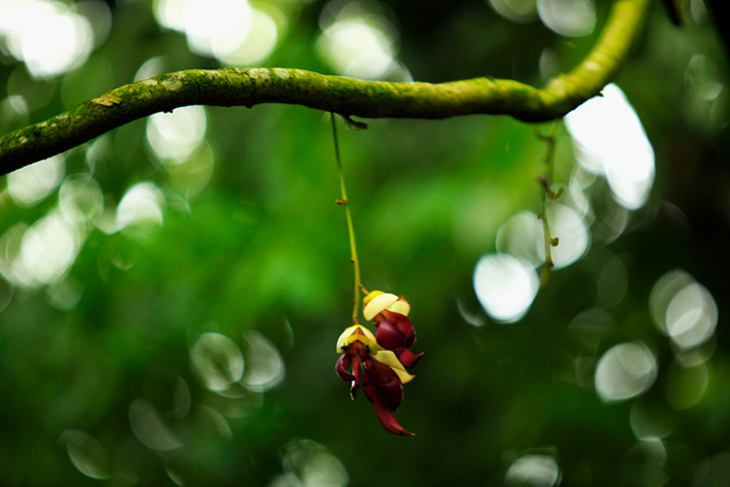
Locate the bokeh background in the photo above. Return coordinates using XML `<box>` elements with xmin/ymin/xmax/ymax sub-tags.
<box><xmin>1</xmin><ymin>0</ymin><xmax>729</xmax><ymax>485</ymax></box>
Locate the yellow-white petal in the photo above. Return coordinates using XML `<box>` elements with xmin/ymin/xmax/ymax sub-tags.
<box><xmin>335</xmin><ymin>325</ymin><xmax>379</xmax><ymax>353</ymax></box>
<box><xmin>363</xmin><ymin>290</ymin><xmax>385</xmax><ymax>306</ymax></box>
<box><xmin>388</xmin><ymin>296</ymin><xmax>410</xmax><ymax>317</ymax></box>
<box><xmin>373</xmin><ymin>350</ymin><xmax>415</xmax><ymax>384</ymax></box>
<box><xmin>363</xmin><ymin>292</ymin><xmax>399</xmax><ymax>321</ymax></box>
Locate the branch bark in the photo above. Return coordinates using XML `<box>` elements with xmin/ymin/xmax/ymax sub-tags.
<box><xmin>0</xmin><ymin>0</ymin><xmax>651</xmax><ymax>175</ymax></box>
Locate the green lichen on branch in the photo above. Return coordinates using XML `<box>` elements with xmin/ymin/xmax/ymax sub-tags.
<box><xmin>0</xmin><ymin>0</ymin><xmax>651</xmax><ymax>175</ymax></box>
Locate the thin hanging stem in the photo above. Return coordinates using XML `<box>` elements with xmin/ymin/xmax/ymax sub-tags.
<box><xmin>536</xmin><ymin>119</ymin><xmax>562</xmax><ymax>288</ymax></box>
<box><xmin>331</xmin><ymin>113</ymin><xmax>362</xmax><ymax>324</ymax></box>
<box><xmin>539</xmin><ymin>186</ymin><xmax>555</xmax><ymax>288</ymax></box>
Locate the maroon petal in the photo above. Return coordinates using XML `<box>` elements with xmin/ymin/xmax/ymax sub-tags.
<box><xmin>373</xmin><ymin>360</ymin><xmax>404</xmax><ymax>410</ymax></box>
<box><xmin>336</xmin><ymin>354</ymin><xmax>354</xmax><ymax>382</ymax></box>
<box><xmin>352</xmin><ymin>356</ymin><xmax>363</xmax><ymax>386</ymax></box>
<box><xmin>375</xmin><ymin>319</ymin><xmax>406</xmax><ymax>350</ymax></box>
<box><xmin>395</xmin><ymin>347</ymin><xmax>424</xmax><ymax>368</ymax></box>
<box><xmin>404</xmin><ymin>327</ymin><xmax>416</xmax><ymax>348</ymax></box>
<box><xmin>350</xmin><ymin>356</ymin><xmax>365</xmax><ymax>399</ymax></box>
<box><xmin>362</xmin><ymin>358</ymin><xmax>377</xmax><ymax>385</ymax></box>
<box><xmin>363</xmin><ymin>384</ymin><xmax>414</xmax><ymax>436</ymax></box>
<box><xmin>381</xmin><ymin>310</ymin><xmax>415</xmax><ymax>338</ymax></box>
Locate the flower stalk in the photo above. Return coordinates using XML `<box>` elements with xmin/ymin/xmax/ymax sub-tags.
<box><xmin>331</xmin><ymin>112</ymin><xmax>362</xmax><ymax>324</ymax></box>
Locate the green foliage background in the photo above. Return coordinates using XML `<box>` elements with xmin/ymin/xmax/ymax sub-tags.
<box><xmin>1</xmin><ymin>0</ymin><xmax>729</xmax><ymax>486</ymax></box>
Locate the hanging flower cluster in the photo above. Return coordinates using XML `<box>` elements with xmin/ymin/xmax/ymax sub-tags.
<box><xmin>336</xmin><ymin>291</ymin><xmax>423</xmax><ymax>436</ymax></box>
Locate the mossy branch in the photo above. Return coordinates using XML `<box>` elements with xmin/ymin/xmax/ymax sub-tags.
<box><xmin>0</xmin><ymin>0</ymin><xmax>651</xmax><ymax>175</ymax></box>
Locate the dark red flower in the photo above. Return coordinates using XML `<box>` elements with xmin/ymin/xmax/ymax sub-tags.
<box><xmin>335</xmin><ymin>325</ymin><xmax>415</xmax><ymax>436</ymax></box>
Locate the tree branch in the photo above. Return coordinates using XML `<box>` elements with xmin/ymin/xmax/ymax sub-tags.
<box><xmin>0</xmin><ymin>0</ymin><xmax>651</xmax><ymax>175</ymax></box>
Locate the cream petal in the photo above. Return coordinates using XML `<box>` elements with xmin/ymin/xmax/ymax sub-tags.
<box><xmin>388</xmin><ymin>296</ymin><xmax>411</xmax><ymax>317</ymax></box>
<box><xmin>363</xmin><ymin>290</ymin><xmax>385</xmax><ymax>306</ymax></box>
<box><xmin>335</xmin><ymin>325</ymin><xmax>379</xmax><ymax>352</ymax></box>
<box><xmin>363</xmin><ymin>293</ymin><xmax>399</xmax><ymax>321</ymax></box>
<box><xmin>373</xmin><ymin>350</ymin><xmax>415</xmax><ymax>384</ymax></box>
